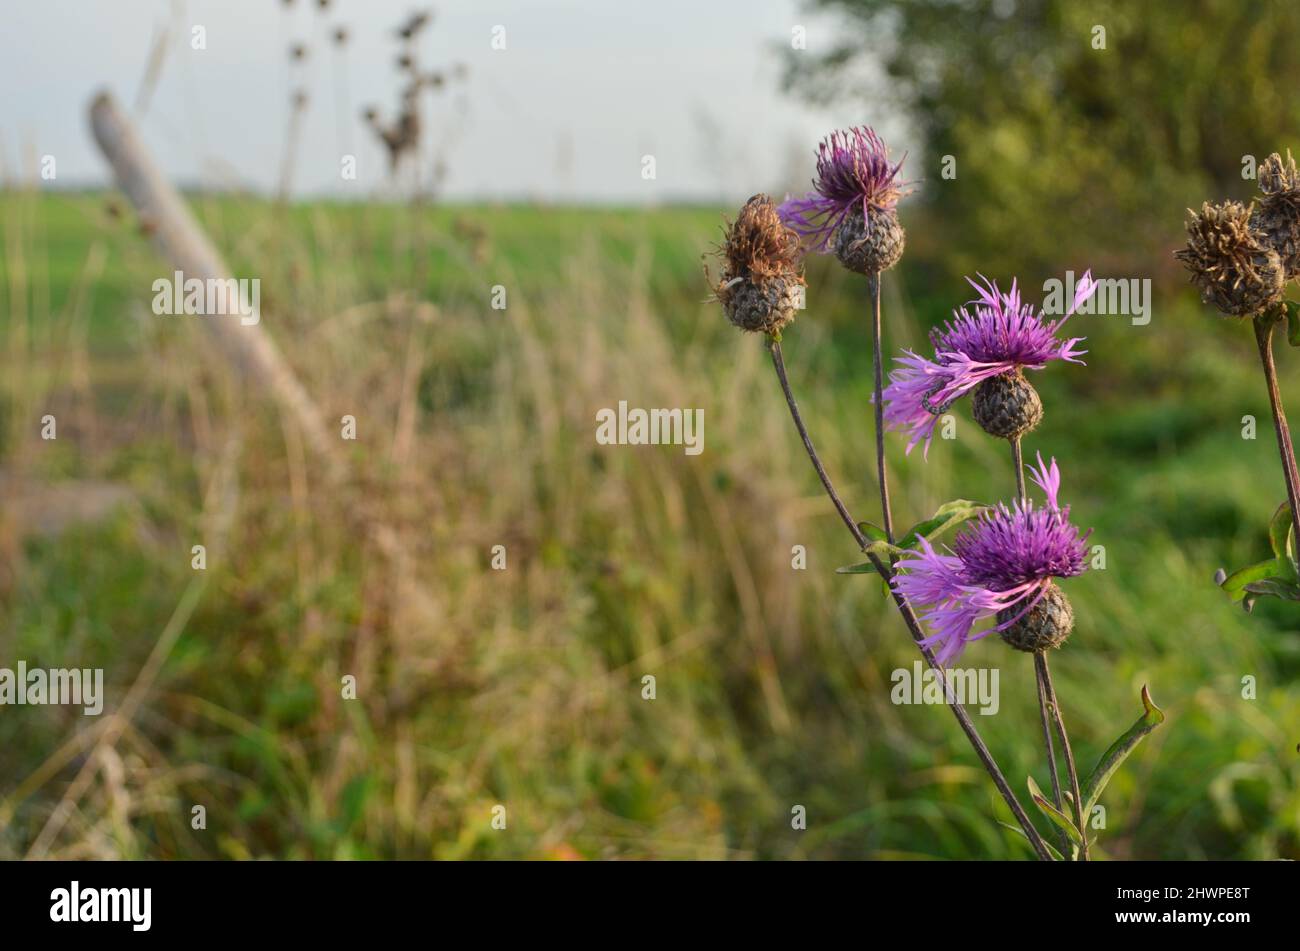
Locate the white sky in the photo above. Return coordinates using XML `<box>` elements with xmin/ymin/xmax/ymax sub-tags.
<box><xmin>0</xmin><ymin>0</ymin><xmax>909</xmax><ymax>204</ymax></box>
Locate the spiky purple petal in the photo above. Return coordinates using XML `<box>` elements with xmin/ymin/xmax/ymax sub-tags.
<box><xmin>777</xmin><ymin>127</ymin><xmax>911</xmax><ymax>252</ymax></box>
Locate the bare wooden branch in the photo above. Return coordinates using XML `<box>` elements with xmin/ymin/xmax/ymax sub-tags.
<box><xmin>88</xmin><ymin>89</ymin><xmax>339</xmax><ymax>468</ymax></box>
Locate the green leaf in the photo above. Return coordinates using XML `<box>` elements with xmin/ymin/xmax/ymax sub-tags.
<box><xmin>1242</xmin><ymin>578</ymin><xmax>1300</xmax><ymax>600</ymax></box>
<box><xmin>857</xmin><ymin>521</ymin><xmax>889</xmax><ymax>543</ymax></box>
<box><xmin>1267</xmin><ymin>502</ymin><xmax>1298</xmax><ymax>580</ymax></box>
<box><xmin>1026</xmin><ymin>774</ymin><xmax>1082</xmax><ymax>847</ymax></box>
<box><xmin>836</xmin><ymin>560</ymin><xmax>881</xmax><ymax>575</ymax></box>
<box><xmin>1282</xmin><ymin>300</ymin><xmax>1300</xmax><ymax>346</ymax></box>
<box><xmin>897</xmin><ymin>500</ymin><xmax>988</xmax><ymax>550</ymax></box>
<box><xmin>840</xmin><ymin>522</ymin><xmax>907</xmax><ymax>575</ymax></box>
<box><xmin>1081</xmin><ymin>685</ymin><xmax>1166</xmax><ymax>822</ymax></box>
<box><xmin>1218</xmin><ymin>558</ymin><xmax>1288</xmax><ymax>601</ymax></box>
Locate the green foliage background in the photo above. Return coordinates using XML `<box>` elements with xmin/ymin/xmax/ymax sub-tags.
<box><xmin>787</xmin><ymin>0</ymin><xmax>1300</xmax><ymax>279</ymax></box>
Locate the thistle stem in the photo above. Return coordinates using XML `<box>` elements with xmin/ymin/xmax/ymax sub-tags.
<box><xmin>1253</xmin><ymin>318</ymin><xmax>1300</xmax><ymax>549</ymax></box>
<box><xmin>768</xmin><ymin>337</ymin><xmax>1054</xmax><ymax>861</ymax></box>
<box><xmin>1034</xmin><ymin>656</ymin><xmax>1066</xmax><ymax>820</ymax></box>
<box><xmin>769</xmin><ymin>338</ymin><xmax>867</xmax><ymax>549</ymax></box>
<box><xmin>1037</xmin><ymin>652</ymin><xmax>1089</xmax><ymax>860</ymax></box>
<box><xmin>1011</xmin><ymin>436</ymin><xmax>1027</xmax><ymax>504</ymax></box>
<box><xmin>869</xmin><ymin>273</ymin><xmax>895</xmax><ymax>542</ymax></box>
<box><xmin>1012</xmin><ymin>436</ymin><xmax>1065</xmax><ymax>837</ymax></box>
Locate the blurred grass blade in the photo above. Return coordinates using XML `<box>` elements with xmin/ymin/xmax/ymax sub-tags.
<box><xmin>996</xmin><ymin>820</ymin><xmax>1063</xmax><ymax>861</ymax></box>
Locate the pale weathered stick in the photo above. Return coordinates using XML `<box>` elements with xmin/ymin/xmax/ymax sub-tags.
<box><xmin>88</xmin><ymin>89</ymin><xmax>340</xmax><ymax>472</ymax></box>
<box><xmin>88</xmin><ymin>89</ymin><xmax>426</xmax><ymax>582</ymax></box>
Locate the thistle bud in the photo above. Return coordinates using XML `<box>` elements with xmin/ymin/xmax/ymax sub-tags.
<box><xmin>833</xmin><ymin>206</ymin><xmax>905</xmax><ymax>275</ymax></box>
<box><xmin>1175</xmin><ymin>200</ymin><xmax>1285</xmax><ymax>317</ymax></box>
<box><xmin>1251</xmin><ymin>151</ymin><xmax>1300</xmax><ymax>280</ymax></box>
<box><xmin>997</xmin><ymin>583</ymin><xmax>1074</xmax><ymax>653</ymax></box>
<box><xmin>711</xmin><ymin>194</ymin><xmax>806</xmax><ymax>336</ymax></box>
<box><xmin>971</xmin><ymin>369</ymin><xmax>1043</xmax><ymax>440</ymax></box>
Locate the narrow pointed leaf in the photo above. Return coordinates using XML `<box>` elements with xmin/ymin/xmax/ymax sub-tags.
<box><xmin>1026</xmin><ymin>775</ymin><xmax>1083</xmax><ymax>846</ymax></box>
<box><xmin>1242</xmin><ymin>578</ymin><xmax>1300</xmax><ymax>600</ymax></box>
<box><xmin>1267</xmin><ymin>502</ymin><xmax>1298</xmax><ymax>580</ymax></box>
<box><xmin>1283</xmin><ymin>300</ymin><xmax>1300</xmax><ymax>346</ymax></box>
<box><xmin>1081</xmin><ymin>685</ymin><xmax>1165</xmax><ymax>820</ymax></box>
<box><xmin>836</xmin><ymin>561</ymin><xmax>881</xmax><ymax>575</ymax></box>
<box><xmin>897</xmin><ymin>500</ymin><xmax>987</xmax><ymax>551</ymax></box>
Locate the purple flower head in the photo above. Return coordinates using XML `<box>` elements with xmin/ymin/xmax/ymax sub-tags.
<box><xmin>892</xmin><ymin>454</ymin><xmax>1091</xmax><ymax>666</ymax></box>
<box><xmin>777</xmin><ymin>127</ymin><xmax>911</xmax><ymax>251</ymax></box>
<box><xmin>881</xmin><ymin>271</ymin><xmax>1098</xmax><ymax>456</ymax></box>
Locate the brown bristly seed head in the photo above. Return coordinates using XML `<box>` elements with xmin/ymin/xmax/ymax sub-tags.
<box><xmin>709</xmin><ymin>194</ymin><xmax>806</xmax><ymax>335</ymax></box>
<box><xmin>1174</xmin><ymin>199</ymin><xmax>1285</xmax><ymax>317</ymax></box>
<box><xmin>997</xmin><ymin>583</ymin><xmax>1074</xmax><ymax>653</ymax></box>
<box><xmin>972</xmin><ymin>369</ymin><xmax>1043</xmax><ymax>440</ymax></box>
<box><xmin>1253</xmin><ymin>151</ymin><xmax>1300</xmax><ymax>279</ymax></box>
<box><xmin>833</xmin><ymin>205</ymin><xmax>906</xmax><ymax>274</ymax></box>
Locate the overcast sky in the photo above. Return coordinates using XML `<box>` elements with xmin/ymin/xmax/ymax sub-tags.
<box><xmin>0</xmin><ymin>0</ymin><xmax>908</xmax><ymax>204</ymax></box>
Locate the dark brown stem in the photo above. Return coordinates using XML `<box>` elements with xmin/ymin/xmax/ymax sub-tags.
<box><xmin>1254</xmin><ymin>317</ymin><xmax>1300</xmax><ymax>549</ymax></box>
<box><xmin>1011</xmin><ymin>435</ymin><xmax>1027</xmax><ymax>504</ymax></box>
<box><xmin>769</xmin><ymin>339</ymin><xmax>867</xmax><ymax>549</ymax></box>
<box><xmin>868</xmin><ymin>273</ymin><xmax>895</xmax><ymax>541</ymax></box>
<box><xmin>1014</xmin><ymin>436</ymin><xmax>1066</xmax><ymax>851</ymax></box>
<box><xmin>768</xmin><ymin>337</ymin><xmax>1054</xmax><ymax>861</ymax></box>
<box><xmin>1033</xmin><ymin>655</ymin><xmax>1065</xmax><ymax>831</ymax></box>
<box><xmin>1038</xmin><ymin>652</ymin><xmax>1088</xmax><ymax>860</ymax></box>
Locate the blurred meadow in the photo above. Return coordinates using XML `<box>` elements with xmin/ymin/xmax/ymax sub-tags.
<box><xmin>2</xmin><ymin>0</ymin><xmax>1300</xmax><ymax>860</ymax></box>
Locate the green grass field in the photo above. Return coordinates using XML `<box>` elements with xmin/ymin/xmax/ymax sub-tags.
<box><xmin>1</xmin><ymin>189</ymin><xmax>1297</xmax><ymax>859</ymax></box>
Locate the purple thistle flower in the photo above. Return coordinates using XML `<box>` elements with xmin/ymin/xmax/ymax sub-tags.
<box><xmin>881</xmin><ymin>271</ymin><xmax>1098</xmax><ymax>456</ymax></box>
<box><xmin>892</xmin><ymin>454</ymin><xmax>1091</xmax><ymax>666</ymax></box>
<box><xmin>777</xmin><ymin>127</ymin><xmax>911</xmax><ymax>251</ymax></box>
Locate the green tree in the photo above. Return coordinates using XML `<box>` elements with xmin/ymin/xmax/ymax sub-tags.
<box><xmin>787</xmin><ymin>0</ymin><xmax>1300</xmax><ymax>281</ymax></box>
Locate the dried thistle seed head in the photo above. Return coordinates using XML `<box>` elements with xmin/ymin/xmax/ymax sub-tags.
<box><xmin>971</xmin><ymin>369</ymin><xmax>1043</xmax><ymax>440</ymax></box>
<box><xmin>1253</xmin><ymin>151</ymin><xmax>1300</xmax><ymax>279</ymax></box>
<box><xmin>1175</xmin><ymin>200</ymin><xmax>1285</xmax><ymax>316</ymax></box>
<box><xmin>833</xmin><ymin>206</ymin><xmax>905</xmax><ymax>274</ymax></box>
<box><xmin>711</xmin><ymin>194</ymin><xmax>806</xmax><ymax>335</ymax></box>
<box><xmin>721</xmin><ymin>278</ymin><xmax>805</xmax><ymax>334</ymax></box>
<box><xmin>997</xmin><ymin>582</ymin><xmax>1074</xmax><ymax>653</ymax></box>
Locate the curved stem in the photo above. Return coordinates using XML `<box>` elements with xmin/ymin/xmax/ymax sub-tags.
<box><xmin>1254</xmin><ymin>317</ymin><xmax>1300</xmax><ymax>548</ymax></box>
<box><xmin>768</xmin><ymin>337</ymin><xmax>1054</xmax><ymax>860</ymax></box>
<box><xmin>769</xmin><ymin>339</ymin><xmax>867</xmax><ymax>549</ymax></box>
<box><xmin>868</xmin><ymin>273</ymin><xmax>895</xmax><ymax>541</ymax></box>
